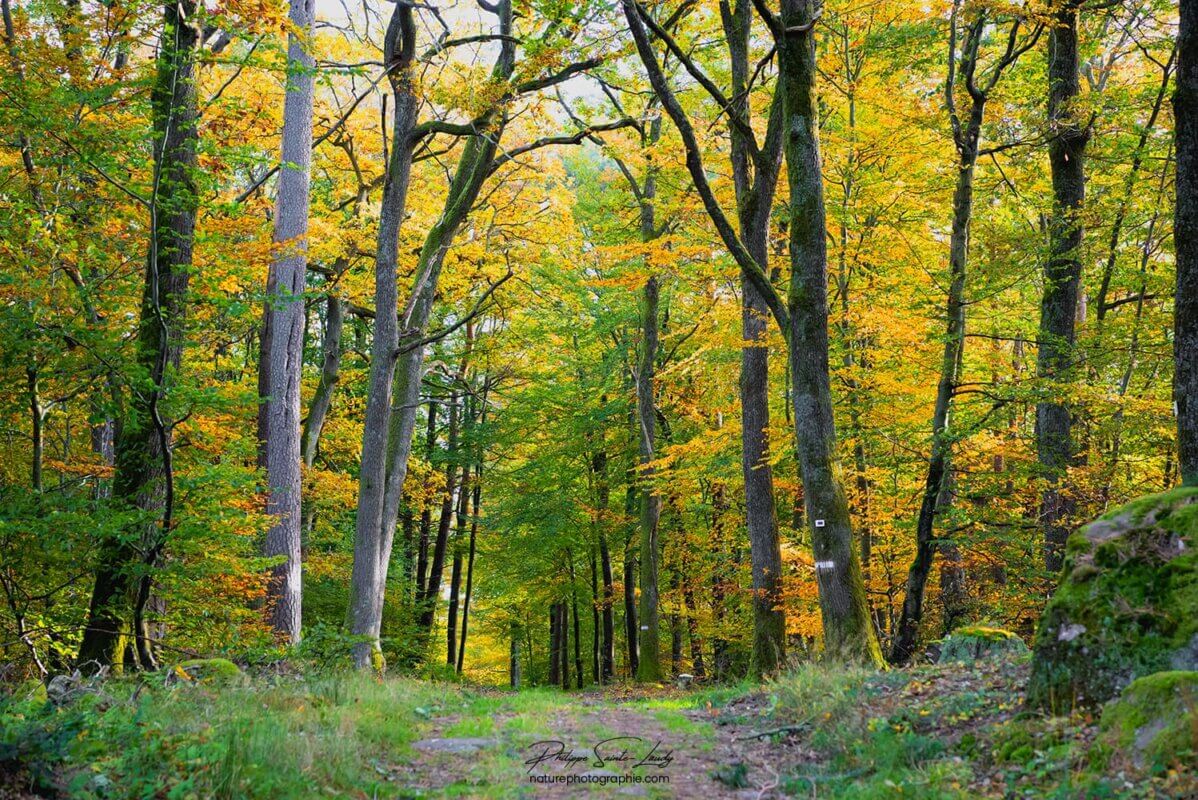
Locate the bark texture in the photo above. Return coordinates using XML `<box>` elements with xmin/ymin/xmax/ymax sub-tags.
<box><xmin>778</xmin><ymin>0</ymin><xmax>882</xmax><ymax>665</ymax></box>
<box><xmin>347</xmin><ymin>2</ymin><xmax>419</xmax><ymax>669</ymax></box>
<box><xmin>723</xmin><ymin>0</ymin><xmax>786</xmax><ymax>677</ymax></box>
<box><xmin>1178</xmin><ymin>0</ymin><xmax>1198</xmax><ymax>486</ymax></box>
<box><xmin>260</xmin><ymin>0</ymin><xmax>316</xmax><ymax>642</ymax></box>
<box><xmin>1037</xmin><ymin>0</ymin><xmax>1088</xmax><ymax>572</ymax></box>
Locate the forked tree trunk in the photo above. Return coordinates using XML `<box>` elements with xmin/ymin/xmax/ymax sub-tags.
<box><xmin>723</xmin><ymin>0</ymin><xmax>787</xmax><ymax>678</ymax></box>
<box><xmin>347</xmin><ymin>1</ymin><xmax>419</xmax><ymax>669</ymax></box>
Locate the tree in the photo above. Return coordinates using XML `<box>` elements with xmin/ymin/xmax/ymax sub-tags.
<box><xmin>258</xmin><ymin>0</ymin><xmax>316</xmax><ymax>643</ymax></box>
<box><xmin>623</xmin><ymin>0</ymin><xmax>883</xmax><ymax>665</ymax></box>
<box><xmin>623</xmin><ymin>0</ymin><xmax>789</xmax><ymax>677</ymax></box>
<box><xmin>1177</xmin><ymin>0</ymin><xmax>1198</xmax><ymax>486</ymax></box>
<box><xmin>346</xmin><ymin>0</ymin><xmax>420</xmax><ymax>670</ymax></box>
<box><xmin>1036</xmin><ymin>0</ymin><xmax>1089</xmax><ymax>571</ymax></box>
<box><xmin>891</xmin><ymin>0</ymin><xmax>1041</xmax><ymax>665</ymax></box>
<box><xmin>78</xmin><ymin>0</ymin><xmax>202</xmax><ymax>671</ymax></box>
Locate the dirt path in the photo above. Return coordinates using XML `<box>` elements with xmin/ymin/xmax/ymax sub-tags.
<box><xmin>396</xmin><ymin>690</ymin><xmax>797</xmax><ymax>798</ymax></box>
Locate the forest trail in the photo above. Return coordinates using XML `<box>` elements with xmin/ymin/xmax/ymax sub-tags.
<box><xmin>394</xmin><ymin>687</ymin><xmax>783</xmax><ymax>798</ymax></box>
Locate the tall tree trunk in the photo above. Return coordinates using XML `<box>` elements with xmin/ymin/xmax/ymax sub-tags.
<box><xmin>710</xmin><ymin>483</ymin><xmax>730</xmax><ymax>679</ymax></box>
<box><xmin>723</xmin><ymin>0</ymin><xmax>787</xmax><ymax>678</ymax></box>
<box><xmin>892</xmin><ymin>104</ymin><xmax>980</xmax><ymax>664</ymax></box>
<box><xmin>510</xmin><ymin>621</ymin><xmax>521</xmax><ymax>688</ymax></box>
<box><xmin>415</xmin><ymin>401</ymin><xmax>437</xmax><ymax>601</ymax></box>
<box><xmin>1177</xmin><ymin>0</ymin><xmax>1198</xmax><ymax>485</ymax></box>
<box><xmin>682</xmin><ymin>583</ymin><xmax>706</xmax><ymax>678</ymax></box>
<box><xmin>599</xmin><ymin>528</ymin><xmax>615</xmax><ymax>682</ymax></box>
<box><xmin>456</xmin><ymin>472</ymin><xmax>479</xmax><ymax>673</ymax></box>
<box><xmin>259</xmin><ymin>0</ymin><xmax>315</xmax><ymax>642</ymax></box>
<box><xmin>447</xmin><ymin>548</ymin><xmax>462</xmax><ymax>666</ymax></box>
<box><xmin>78</xmin><ymin>0</ymin><xmax>200</xmax><ymax>670</ymax></box>
<box><xmin>623</xmin><ymin>523</ymin><xmax>639</xmax><ymax>676</ymax></box>
<box><xmin>636</xmin><ymin>273</ymin><xmax>663</xmax><ymax>681</ymax></box>
<box><xmin>351</xmin><ymin>0</ymin><xmax>521</xmax><ymax>667</ymax></box>
<box><xmin>589</xmin><ymin>414</ymin><xmax>615</xmax><ymax>682</ymax></box>
<box><xmin>420</xmin><ymin>386</ymin><xmax>461</xmax><ymax>631</ymax></box>
<box><xmin>559</xmin><ymin>600</ymin><xmax>570</xmax><ymax>689</ymax></box>
<box><xmin>346</xmin><ymin>1</ymin><xmax>419</xmax><ymax>670</ymax></box>
<box><xmin>571</xmin><ymin>563</ymin><xmax>583</xmax><ymax>689</ymax></box>
<box><xmin>778</xmin><ymin>0</ymin><xmax>882</xmax><ymax>666</ymax></box>
<box><xmin>1037</xmin><ymin>0</ymin><xmax>1088</xmax><ymax>571</ymax></box>
<box><xmin>548</xmin><ymin>604</ymin><xmax>560</xmax><ymax>686</ymax></box>
<box><xmin>590</xmin><ymin>546</ymin><xmax>601</xmax><ymax>683</ymax></box>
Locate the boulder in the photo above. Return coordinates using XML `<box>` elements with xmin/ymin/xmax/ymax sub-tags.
<box><xmin>937</xmin><ymin>625</ymin><xmax>1028</xmax><ymax>664</ymax></box>
<box><xmin>1027</xmin><ymin>487</ymin><xmax>1198</xmax><ymax>712</ymax></box>
<box><xmin>1096</xmin><ymin>671</ymin><xmax>1198</xmax><ymax>769</ymax></box>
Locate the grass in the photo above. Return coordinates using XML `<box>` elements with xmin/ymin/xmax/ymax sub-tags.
<box><xmin>2</xmin><ymin>656</ymin><xmax>1194</xmax><ymax>798</ymax></box>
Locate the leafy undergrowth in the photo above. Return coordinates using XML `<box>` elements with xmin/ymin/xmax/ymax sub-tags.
<box><xmin>737</xmin><ymin>653</ymin><xmax>1197</xmax><ymax>798</ymax></box>
<box><xmin>1</xmin><ymin>655</ymin><xmax>1194</xmax><ymax>798</ymax></box>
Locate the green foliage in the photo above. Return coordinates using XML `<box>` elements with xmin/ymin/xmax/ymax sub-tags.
<box><xmin>292</xmin><ymin>623</ymin><xmax>372</xmax><ymax>674</ymax></box>
<box><xmin>0</xmin><ymin>673</ymin><xmax>453</xmax><ymax>799</ymax></box>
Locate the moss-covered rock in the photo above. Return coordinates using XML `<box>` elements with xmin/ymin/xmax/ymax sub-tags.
<box><xmin>166</xmin><ymin>658</ymin><xmax>244</xmax><ymax>687</ymax></box>
<box><xmin>937</xmin><ymin>626</ymin><xmax>1028</xmax><ymax>664</ymax></box>
<box><xmin>1027</xmin><ymin>487</ymin><xmax>1198</xmax><ymax>712</ymax></box>
<box><xmin>1096</xmin><ymin>671</ymin><xmax>1198</xmax><ymax>769</ymax></box>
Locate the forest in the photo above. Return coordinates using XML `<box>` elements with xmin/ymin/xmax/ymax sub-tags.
<box><xmin>1</xmin><ymin>0</ymin><xmax>1197</xmax><ymax>795</ymax></box>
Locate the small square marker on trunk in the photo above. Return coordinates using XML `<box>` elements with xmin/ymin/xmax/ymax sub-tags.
<box><xmin>814</xmin><ymin>519</ymin><xmax>825</xmax><ymax>527</ymax></box>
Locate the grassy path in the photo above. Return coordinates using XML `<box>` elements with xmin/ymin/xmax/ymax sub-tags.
<box><xmin>393</xmin><ymin>686</ymin><xmax>778</xmax><ymax>797</ymax></box>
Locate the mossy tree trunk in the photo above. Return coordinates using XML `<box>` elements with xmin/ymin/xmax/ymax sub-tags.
<box><xmin>777</xmin><ymin>0</ymin><xmax>882</xmax><ymax>666</ymax></box>
<box><xmin>78</xmin><ymin>0</ymin><xmax>200</xmax><ymax>672</ymax></box>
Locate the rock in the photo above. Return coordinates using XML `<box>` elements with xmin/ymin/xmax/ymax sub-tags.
<box><xmin>676</xmin><ymin>673</ymin><xmax>694</xmax><ymax>689</ymax></box>
<box><xmin>46</xmin><ymin>669</ymin><xmax>107</xmax><ymax>706</ymax></box>
<box><xmin>411</xmin><ymin>737</ymin><xmax>495</xmax><ymax>754</ymax></box>
<box><xmin>165</xmin><ymin>658</ymin><xmax>245</xmax><ymax>687</ymax></box>
<box><xmin>937</xmin><ymin>625</ymin><xmax>1028</xmax><ymax>664</ymax></box>
<box><xmin>1096</xmin><ymin>671</ymin><xmax>1198</xmax><ymax>769</ymax></box>
<box><xmin>1027</xmin><ymin>487</ymin><xmax>1198</xmax><ymax>712</ymax></box>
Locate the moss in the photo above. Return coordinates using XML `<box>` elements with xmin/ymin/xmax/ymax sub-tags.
<box><xmin>1028</xmin><ymin>488</ymin><xmax>1198</xmax><ymax>712</ymax></box>
<box><xmin>169</xmin><ymin>658</ymin><xmax>244</xmax><ymax>686</ymax></box>
<box><xmin>992</xmin><ymin>717</ymin><xmax>1069</xmax><ymax>764</ymax></box>
<box><xmin>11</xmin><ymin>679</ymin><xmax>47</xmax><ymax>704</ymax></box>
<box><xmin>938</xmin><ymin>626</ymin><xmax>1028</xmax><ymax>664</ymax></box>
<box><xmin>1096</xmin><ymin>671</ymin><xmax>1198</xmax><ymax>770</ymax></box>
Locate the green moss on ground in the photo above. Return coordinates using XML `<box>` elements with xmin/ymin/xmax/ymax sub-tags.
<box><xmin>1027</xmin><ymin>487</ymin><xmax>1198</xmax><ymax>712</ymax></box>
<box><xmin>168</xmin><ymin>657</ymin><xmax>244</xmax><ymax>686</ymax></box>
<box><xmin>938</xmin><ymin>626</ymin><xmax>1029</xmax><ymax>664</ymax></box>
<box><xmin>1097</xmin><ymin>671</ymin><xmax>1198</xmax><ymax>770</ymax></box>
